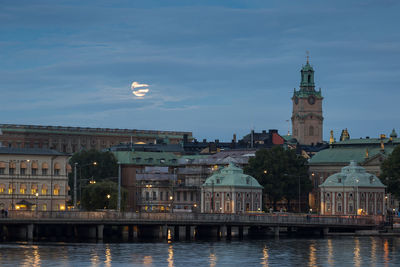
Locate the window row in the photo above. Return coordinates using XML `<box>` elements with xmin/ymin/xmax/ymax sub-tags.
<box><xmin>0</xmin><ymin>183</ymin><xmax>63</xmax><ymax>195</ymax></box>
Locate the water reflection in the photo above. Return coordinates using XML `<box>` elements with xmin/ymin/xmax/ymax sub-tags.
<box><xmin>308</xmin><ymin>241</ymin><xmax>317</xmax><ymax>267</ymax></box>
<box><xmin>353</xmin><ymin>238</ymin><xmax>361</xmax><ymax>267</ymax></box>
<box><xmin>327</xmin><ymin>239</ymin><xmax>334</xmax><ymax>266</ymax></box>
<box><xmin>90</xmin><ymin>247</ymin><xmax>100</xmax><ymax>267</ymax></box>
<box><xmin>384</xmin><ymin>239</ymin><xmax>389</xmax><ymax>266</ymax></box>
<box><xmin>261</xmin><ymin>245</ymin><xmax>269</xmax><ymax>267</ymax></box>
<box><xmin>104</xmin><ymin>245</ymin><xmax>112</xmax><ymax>267</ymax></box>
<box><xmin>370</xmin><ymin>237</ymin><xmax>377</xmax><ymax>266</ymax></box>
<box><xmin>209</xmin><ymin>252</ymin><xmax>217</xmax><ymax>267</ymax></box>
<box><xmin>168</xmin><ymin>245</ymin><xmax>174</xmax><ymax>267</ymax></box>
<box><xmin>20</xmin><ymin>245</ymin><xmax>41</xmax><ymax>267</ymax></box>
<box><xmin>143</xmin><ymin>255</ymin><xmax>153</xmax><ymax>266</ymax></box>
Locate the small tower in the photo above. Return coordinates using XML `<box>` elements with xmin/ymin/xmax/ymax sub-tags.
<box><xmin>291</xmin><ymin>56</ymin><xmax>324</xmax><ymax>146</ymax></box>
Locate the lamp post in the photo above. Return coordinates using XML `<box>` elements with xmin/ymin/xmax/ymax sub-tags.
<box><xmin>117</xmin><ymin>162</ymin><xmax>121</xmax><ymax>212</ymax></box>
<box><xmin>73</xmin><ymin>161</ymin><xmax>97</xmax><ymax>210</ymax></box>
<box><xmin>35</xmin><ymin>192</ymin><xmax>39</xmax><ymax>215</ymax></box>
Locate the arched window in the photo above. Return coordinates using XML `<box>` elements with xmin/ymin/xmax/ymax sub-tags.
<box><xmin>54</xmin><ymin>163</ymin><xmax>61</xmax><ymax>176</ymax></box>
<box><xmin>41</xmin><ymin>184</ymin><xmax>48</xmax><ymax>195</ymax></box>
<box><xmin>308</xmin><ymin>74</ymin><xmax>311</xmax><ymax>83</ymax></box>
<box><xmin>53</xmin><ymin>184</ymin><xmax>60</xmax><ymax>196</ymax></box>
<box><xmin>309</xmin><ymin>126</ymin><xmax>314</xmax><ymax>136</ymax></box>
<box><xmin>42</xmin><ymin>162</ymin><xmax>48</xmax><ymax>175</ymax></box>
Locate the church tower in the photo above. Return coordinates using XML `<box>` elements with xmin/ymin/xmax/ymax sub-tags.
<box><xmin>291</xmin><ymin>58</ymin><xmax>323</xmax><ymax>145</ymax></box>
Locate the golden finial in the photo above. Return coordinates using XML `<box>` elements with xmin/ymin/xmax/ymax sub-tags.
<box><xmin>306</xmin><ymin>51</ymin><xmax>310</xmax><ymax>63</ymax></box>
<box><xmin>380</xmin><ymin>140</ymin><xmax>385</xmax><ymax>151</ymax></box>
<box><xmin>329</xmin><ymin>130</ymin><xmax>334</xmax><ymax>144</ymax></box>
<box><xmin>365</xmin><ymin>148</ymin><xmax>369</xmax><ymax>158</ymax></box>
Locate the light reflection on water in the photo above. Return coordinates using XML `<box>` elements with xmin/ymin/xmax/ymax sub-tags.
<box><xmin>0</xmin><ymin>237</ymin><xmax>399</xmax><ymax>267</ymax></box>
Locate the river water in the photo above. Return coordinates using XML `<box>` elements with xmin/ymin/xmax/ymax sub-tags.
<box><xmin>0</xmin><ymin>237</ymin><xmax>399</xmax><ymax>267</ymax></box>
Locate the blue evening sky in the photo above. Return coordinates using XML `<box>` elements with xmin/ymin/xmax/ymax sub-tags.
<box><xmin>1</xmin><ymin>0</ymin><xmax>399</xmax><ymax>142</ymax></box>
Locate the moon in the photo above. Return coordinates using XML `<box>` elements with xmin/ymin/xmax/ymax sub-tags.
<box><xmin>131</xmin><ymin>81</ymin><xmax>150</xmax><ymax>97</ymax></box>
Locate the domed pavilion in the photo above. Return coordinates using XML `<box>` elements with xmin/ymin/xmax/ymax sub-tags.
<box><xmin>201</xmin><ymin>163</ymin><xmax>263</xmax><ymax>214</ymax></box>
<box><xmin>319</xmin><ymin>161</ymin><xmax>386</xmax><ymax>215</ymax></box>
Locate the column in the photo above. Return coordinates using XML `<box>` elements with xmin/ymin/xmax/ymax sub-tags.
<box><xmin>274</xmin><ymin>226</ymin><xmax>279</xmax><ymax>238</ymax></box>
<box><xmin>178</xmin><ymin>226</ymin><xmax>186</xmax><ymax>240</ymax></box>
<box><xmin>219</xmin><ymin>225</ymin><xmax>227</xmax><ymax>239</ymax></box>
<box><xmin>97</xmin><ymin>225</ymin><xmax>104</xmax><ymax>240</ymax></box>
<box><xmin>189</xmin><ymin>226</ymin><xmax>196</xmax><ymax>240</ymax></box>
<box><xmin>27</xmin><ymin>224</ymin><xmax>34</xmax><ymax>241</ymax></box>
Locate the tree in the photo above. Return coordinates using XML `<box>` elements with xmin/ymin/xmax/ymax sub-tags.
<box><xmin>68</xmin><ymin>149</ymin><xmax>119</xmax><ymax>208</ymax></box>
<box><xmin>380</xmin><ymin>145</ymin><xmax>400</xmax><ymax>199</ymax></box>
<box><xmin>244</xmin><ymin>146</ymin><xmax>311</xmax><ymax>211</ymax></box>
<box><xmin>81</xmin><ymin>181</ymin><xmax>127</xmax><ymax>211</ymax></box>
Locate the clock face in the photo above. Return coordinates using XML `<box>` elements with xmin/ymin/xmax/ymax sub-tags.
<box><xmin>308</xmin><ymin>96</ymin><xmax>315</xmax><ymax>105</ymax></box>
<box><xmin>294</xmin><ymin>97</ymin><xmax>299</xmax><ymax>105</ymax></box>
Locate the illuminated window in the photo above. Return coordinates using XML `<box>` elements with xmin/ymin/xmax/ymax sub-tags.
<box><xmin>0</xmin><ymin>184</ymin><xmax>5</xmax><ymax>193</ymax></box>
<box><xmin>20</xmin><ymin>188</ymin><xmax>26</xmax><ymax>194</ymax></box>
<box><xmin>42</xmin><ymin>204</ymin><xmax>47</xmax><ymax>211</ymax></box>
<box><xmin>41</xmin><ymin>185</ymin><xmax>48</xmax><ymax>195</ymax></box>
<box><xmin>8</xmin><ymin>184</ymin><xmax>14</xmax><ymax>194</ymax></box>
<box><xmin>53</xmin><ymin>184</ymin><xmax>60</xmax><ymax>196</ymax></box>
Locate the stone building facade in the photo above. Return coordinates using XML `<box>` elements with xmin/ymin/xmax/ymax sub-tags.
<box><xmin>291</xmin><ymin>59</ymin><xmax>323</xmax><ymax>146</ymax></box>
<box><xmin>201</xmin><ymin>163</ymin><xmax>263</xmax><ymax>214</ymax></box>
<box><xmin>0</xmin><ymin>147</ymin><xmax>69</xmax><ymax>211</ymax></box>
<box><xmin>319</xmin><ymin>161</ymin><xmax>386</xmax><ymax>216</ymax></box>
<box><xmin>0</xmin><ymin>124</ymin><xmax>192</xmax><ymax>154</ymax></box>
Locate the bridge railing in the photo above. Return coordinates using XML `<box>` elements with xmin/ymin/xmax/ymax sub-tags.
<box><xmin>4</xmin><ymin>211</ymin><xmax>382</xmax><ymax>226</ymax></box>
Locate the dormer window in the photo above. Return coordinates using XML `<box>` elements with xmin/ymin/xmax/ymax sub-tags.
<box><xmin>246</xmin><ymin>177</ymin><xmax>250</xmax><ymax>185</ymax></box>
<box><xmin>338</xmin><ymin>178</ymin><xmax>342</xmax><ymax>183</ymax></box>
<box><xmin>216</xmin><ymin>179</ymin><xmax>220</xmax><ymax>184</ymax></box>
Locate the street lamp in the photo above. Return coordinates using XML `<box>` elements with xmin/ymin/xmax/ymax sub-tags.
<box><xmin>73</xmin><ymin>161</ymin><xmax>97</xmax><ymax>209</ymax></box>
<box><xmin>169</xmin><ymin>195</ymin><xmax>173</xmax><ymax>213</ymax></box>
<box><xmin>35</xmin><ymin>192</ymin><xmax>39</xmax><ymax>214</ymax></box>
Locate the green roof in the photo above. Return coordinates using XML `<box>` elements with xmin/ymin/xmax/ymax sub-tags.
<box><xmin>334</xmin><ymin>138</ymin><xmax>400</xmax><ymax>146</ymax></box>
<box><xmin>320</xmin><ymin>161</ymin><xmax>385</xmax><ymax>188</ymax></box>
<box><xmin>113</xmin><ymin>151</ymin><xmax>179</xmax><ymax>166</ymax></box>
<box><xmin>309</xmin><ymin>146</ymin><xmax>394</xmax><ymax>164</ymax></box>
<box><xmin>203</xmin><ymin>163</ymin><xmax>262</xmax><ymax>188</ymax></box>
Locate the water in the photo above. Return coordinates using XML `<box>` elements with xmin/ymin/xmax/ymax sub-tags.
<box><xmin>0</xmin><ymin>237</ymin><xmax>399</xmax><ymax>266</ymax></box>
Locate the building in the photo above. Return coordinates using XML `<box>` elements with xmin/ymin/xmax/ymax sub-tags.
<box><xmin>308</xmin><ymin>129</ymin><xmax>399</xmax><ymax>212</ymax></box>
<box><xmin>238</xmin><ymin>129</ymin><xmax>285</xmax><ymax>149</ymax></box>
<box><xmin>0</xmin><ymin>147</ymin><xmax>69</xmax><ymax>211</ymax></box>
<box><xmin>0</xmin><ymin>124</ymin><xmax>192</xmax><ymax>153</ymax></box>
<box><xmin>201</xmin><ymin>163</ymin><xmax>262</xmax><ymax>213</ymax></box>
<box><xmin>319</xmin><ymin>161</ymin><xmax>386</xmax><ymax>215</ymax></box>
<box><xmin>291</xmin><ymin>59</ymin><xmax>324</xmax><ymax>146</ymax></box>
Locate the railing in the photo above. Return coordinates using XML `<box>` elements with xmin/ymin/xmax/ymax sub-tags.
<box><xmin>2</xmin><ymin>211</ymin><xmax>382</xmax><ymax>226</ymax></box>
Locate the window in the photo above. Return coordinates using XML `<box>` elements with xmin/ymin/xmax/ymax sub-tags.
<box><xmin>337</xmin><ymin>203</ymin><xmax>342</xmax><ymax>212</ymax></box>
<box><xmin>160</xmin><ymin>192</ymin><xmax>164</xmax><ymax>201</ymax></box>
<box><xmin>9</xmin><ymin>168</ymin><xmax>15</xmax><ymax>175</ymax></box>
<box><xmin>216</xmin><ymin>179</ymin><xmax>220</xmax><ymax>184</ymax></box>
<box><xmin>20</xmin><ymin>184</ymin><xmax>26</xmax><ymax>194</ymax></box>
<box><xmin>152</xmin><ymin>192</ymin><xmax>156</xmax><ymax>200</ymax></box>
<box><xmin>183</xmin><ymin>192</ymin><xmax>187</xmax><ymax>201</ymax></box>
<box><xmin>32</xmin><ymin>168</ymin><xmax>37</xmax><ymax>175</ymax></box>
<box><xmin>226</xmin><ymin>202</ymin><xmax>230</xmax><ymax>211</ymax></box>
<box><xmin>54</xmin><ymin>169</ymin><xmax>60</xmax><ymax>176</ymax></box>
<box><xmin>177</xmin><ymin>192</ymin><xmax>180</xmax><ymax>201</ymax></box>
<box><xmin>53</xmin><ymin>185</ymin><xmax>60</xmax><ymax>196</ymax></box>
<box><xmin>8</xmin><ymin>184</ymin><xmax>14</xmax><ymax>194</ymax></box>
<box><xmin>190</xmin><ymin>192</ymin><xmax>194</xmax><ymax>201</ymax></box>
<box><xmin>0</xmin><ymin>184</ymin><xmax>5</xmax><ymax>193</ymax></box>
<box><xmin>0</xmin><ymin>168</ymin><xmax>4</xmax><ymax>175</ymax></box>
<box><xmin>42</xmin><ymin>169</ymin><xmax>48</xmax><ymax>175</ymax></box>
<box><xmin>42</xmin><ymin>204</ymin><xmax>47</xmax><ymax>211</ymax></box>
<box><xmin>20</xmin><ymin>168</ymin><xmax>26</xmax><ymax>175</ymax></box>
<box><xmin>41</xmin><ymin>185</ymin><xmax>48</xmax><ymax>195</ymax></box>
<box><xmin>145</xmin><ymin>192</ymin><xmax>150</xmax><ymax>201</ymax></box>
<box><xmin>309</xmin><ymin>126</ymin><xmax>314</xmax><ymax>136</ymax></box>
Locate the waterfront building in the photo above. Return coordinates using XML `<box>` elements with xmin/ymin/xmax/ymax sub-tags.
<box><xmin>308</xmin><ymin>129</ymin><xmax>399</xmax><ymax>212</ymax></box>
<box><xmin>0</xmin><ymin>147</ymin><xmax>69</xmax><ymax>211</ymax></box>
<box><xmin>0</xmin><ymin>124</ymin><xmax>192</xmax><ymax>154</ymax></box>
<box><xmin>201</xmin><ymin>163</ymin><xmax>262</xmax><ymax>213</ymax></box>
<box><xmin>291</xmin><ymin>59</ymin><xmax>324</xmax><ymax>146</ymax></box>
<box><xmin>319</xmin><ymin>161</ymin><xmax>386</xmax><ymax>215</ymax></box>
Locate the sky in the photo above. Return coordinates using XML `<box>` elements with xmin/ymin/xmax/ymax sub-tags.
<box><xmin>1</xmin><ymin>0</ymin><xmax>400</xmax><ymax>142</ymax></box>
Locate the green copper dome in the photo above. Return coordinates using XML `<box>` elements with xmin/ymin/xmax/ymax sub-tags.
<box><xmin>203</xmin><ymin>162</ymin><xmax>262</xmax><ymax>188</ymax></box>
<box><xmin>319</xmin><ymin>161</ymin><xmax>385</xmax><ymax>188</ymax></box>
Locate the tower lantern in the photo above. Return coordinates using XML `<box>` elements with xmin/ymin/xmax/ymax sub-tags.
<box><xmin>291</xmin><ymin>58</ymin><xmax>324</xmax><ymax>146</ymax></box>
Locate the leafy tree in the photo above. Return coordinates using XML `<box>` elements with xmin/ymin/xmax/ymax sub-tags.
<box><xmin>68</xmin><ymin>149</ymin><xmax>119</xmax><ymax>209</ymax></box>
<box><xmin>380</xmin><ymin>145</ymin><xmax>400</xmax><ymax>199</ymax></box>
<box><xmin>244</xmin><ymin>146</ymin><xmax>311</xmax><ymax>211</ymax></box>
<box><xmin>81</xmin><ymin>181</ymin><xmax>127</xmax><ymax>211</ymax></box>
